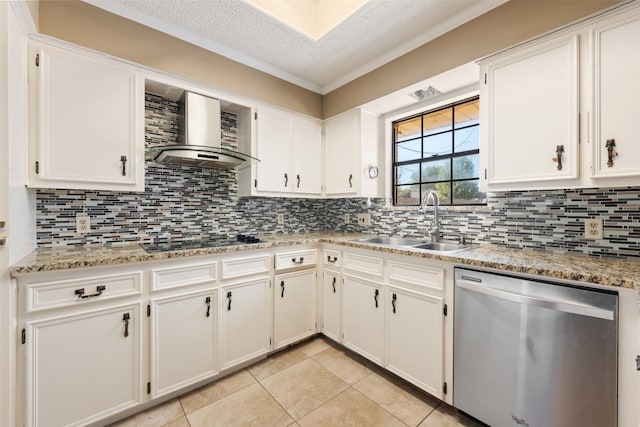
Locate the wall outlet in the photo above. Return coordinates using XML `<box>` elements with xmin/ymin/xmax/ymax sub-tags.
<box><xmin>344</xmin><ymin>213</ymin><xmax>350</xmax><ymax>224</ymax></box>
<box><xmin>276</xmin><ymin>213</ymin><xmax>284</xmax><ymax>225</ymax></box>
<box><xmin>357</xmin><ymin>213</ymin><xmax>371</xmax><ymax>226</ymax></box>
<box><xmin>76</xmin><ymin>215</ymin><xmax>91</xmax><ymax>234</ymax></box>
<box><xmin>584</xmin><ymin>218</ymin><xmax>603</xmax><ymax>240</ymax></box>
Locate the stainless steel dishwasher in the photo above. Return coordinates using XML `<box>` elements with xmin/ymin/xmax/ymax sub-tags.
<box><xmin>454</xmin><ymin>268</ymin><xmax>618</xmax><ymax>427</ymax></box>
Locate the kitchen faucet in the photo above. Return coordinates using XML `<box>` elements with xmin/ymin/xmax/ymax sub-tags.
<box><xmin>420</xmin><ymin>190</ymin><xmax>439</xmax><ymax>242</ymax></box>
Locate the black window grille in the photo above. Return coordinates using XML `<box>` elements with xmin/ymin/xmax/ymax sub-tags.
<box><xmin>392</xmin><ymin>97</ymin><xmax>486</xmax><ymax>206</ymax></box>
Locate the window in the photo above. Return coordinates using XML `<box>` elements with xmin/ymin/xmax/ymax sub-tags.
<box><xmin>392</xmin><ymin>97</ymin><xmax>486</xmax><ymax>206</ymax></box>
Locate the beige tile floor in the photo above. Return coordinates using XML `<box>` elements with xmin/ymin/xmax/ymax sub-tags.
<box><xmin>108</xmin><ymin>337</ymin><xmax>484</xmax><ymax>427</ymax></box>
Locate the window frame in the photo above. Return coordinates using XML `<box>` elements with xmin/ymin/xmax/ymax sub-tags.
<box><xmin>391</xmin><ymin>96</ymin><xmax>484</xmax><ymax>206</ymax></box>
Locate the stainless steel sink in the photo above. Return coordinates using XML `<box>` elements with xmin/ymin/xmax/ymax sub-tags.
<box><xmin>410</xmin><ymin>242</ymin><xmax>470</xmax><ymax>253</ymax></box>
<box><xmin>353</xmin><ymin>236</ymin><xmax>472</xmax><ymax>254</ymax></box>
<box><xmin>354</xmin><ymin>236</ymin><xmax>426</xmax><ymax>246</ymax></box>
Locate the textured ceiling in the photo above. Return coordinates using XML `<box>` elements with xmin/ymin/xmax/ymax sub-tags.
<box><xmin>86</xmin><ymin>0</ymin><xmax>507</xmax><ymax>94</ymax></box>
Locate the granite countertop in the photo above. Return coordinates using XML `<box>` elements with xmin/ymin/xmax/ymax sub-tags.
<box><xmin>10</xmin><ymin>232</ymin><xmax>640</xmax><ymax>299</ymax></box>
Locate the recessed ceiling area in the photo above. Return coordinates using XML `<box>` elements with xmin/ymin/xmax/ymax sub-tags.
<box><xmin>245</xmin><ymin>0</ymin><xmax>370</xmax><ymax>41</ymax></box>
<box><xmin>85</xmin><ymin>0</ymin><xmax>508</xmax><ymax>94</ymax></box>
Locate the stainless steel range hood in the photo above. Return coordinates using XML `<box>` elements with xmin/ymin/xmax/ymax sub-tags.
<box><xmin>149</xmin><ymin>91</ymin><xmax>257</xmax><ymax>169</ymax></box>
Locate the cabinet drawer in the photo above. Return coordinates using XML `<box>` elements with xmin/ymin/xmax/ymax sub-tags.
<box><xmin>26</xmin><ymin>272</ymin><xmax>142</xmax><ymax>312</ymax></box>
<box><xmin>151</xmin><ymin>262</ymin><xmax>217</xmax><ymax>291</ymax></box>
<box><xmin>275</xmin><ymin>249</ymin><xmax>317</xmax><ymax>270</ymax></box>
<box><xmin>323</xmin><ymin>249</ymin><xmax>341</xmax><ymax>268</ymax></box>
<box><xmin>221</xmin><ymin>254</ymin><xmax>271</xmax><ymax>280</ymax></box>
<box><xmin>343</xmin><ymin>252</ymin><xmax>384</xmax><ymax>277</ymax></box>
<box><xmin>388</xmin><ymin>260</ymin><xmax>444</xmax><ymax>292</ymax></box>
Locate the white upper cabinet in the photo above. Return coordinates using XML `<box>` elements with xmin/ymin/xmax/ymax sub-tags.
<box><xmin>480</xmin><ymin>34</ymin><xmax>579</xmax><ymax>190</ymax></box>
<box><xmin>591</xmin><ymin>7</ymin><xmax>640</xmax><ymax>179</ymax></box>
<box><xmin>480</xmin><ymin>2</ymin><xmax>640</xmax><ymax>191</ymax></box>
<box><xmin>253</xmin><ymin>107</ymin><xmax>322</xmax><ymax>196</ymax></box>
<box><xmin>324</xmin><ymin>109</ymin><xmax>381</xmax><ymax>197</ymax></box>
<box><xmin>292</xmin><ymin>119</ymin><xmax>322</xmax><ymax>194</ymax></box>
<box><xmin>28</xmin><ymin>39</ymin><xmax>144</xmax><ymax>191</ymax></box>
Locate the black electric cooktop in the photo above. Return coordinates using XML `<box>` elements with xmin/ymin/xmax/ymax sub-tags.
<box><xmin>140</xmin><ymin>234</ymin><xmax>261</xmax><ymax>253</ymax></box>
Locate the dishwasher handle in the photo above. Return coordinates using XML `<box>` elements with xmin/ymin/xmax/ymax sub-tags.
<box><xmin>456</xmin><ymin>280</ymin><xmax>614</xmax><ymax>321</ymax></box>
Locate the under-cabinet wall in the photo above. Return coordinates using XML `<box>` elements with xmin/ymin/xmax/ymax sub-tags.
<box><xmin>34</xmin><ymin>94</ymin><xmax>640</xmax><ymax>258</ymax></box>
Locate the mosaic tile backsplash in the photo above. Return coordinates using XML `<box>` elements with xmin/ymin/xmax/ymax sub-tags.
<box><xmin>36</xmin><ymin>94</ymin><xmax>640</xmax><ymax>258</ymax></box>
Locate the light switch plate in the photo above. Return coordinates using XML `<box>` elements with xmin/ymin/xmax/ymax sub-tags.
<box><xmin>584</xmin><ymin>218</ymin><xmax>603</xmax><ymax>240</ymax></box>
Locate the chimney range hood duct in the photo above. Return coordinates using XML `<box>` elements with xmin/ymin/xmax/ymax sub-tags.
<box><xmin>149</xmin><ymin>91</ymin><xmax>257</xmax><ymax>169</ymax></box>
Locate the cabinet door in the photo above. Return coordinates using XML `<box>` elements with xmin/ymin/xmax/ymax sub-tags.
<box><xmin>324</xmin><ymin>111</ymin><xmax>359</xmax><ymax>195</ymax></box>
<box><xmin>256</xmin><ymin>108</ymin><xmax>292</xmax><ymax>193</ymax></box>
<box><xmin>322</xmin><ymin>270</ymin><xmax>341</xmax><ymax>343</ymax></box>
<box><xmin>386</xmin><ymin>286</ymin><xmax>444</xmax><ymax>398</ymax></box>
<box><xmin>151</xmin><ymin>291</ymin><xmax>217</xmax><ymax>398</ymax></box>
<box><xmin>28</xmin><ymin>42</ymin><xmax>143</xmax><ymax>191</ymax></box>
<box><xmin>220</xmin><ymin>278</ymin><xmax>271</xmax><ymax>370</ymax></box>
<box><xmin>482</xmin><ymin>35</ymin><xmax>579</xmax><ymax>188</ymax></box>
<box><xmin>292</xmin><ymin>118</ymin><xmax>322</xmax><ymax>194</ymax></box>
<box><xmin>25</xmin><ymin>305</ymin><xmax>141</xmax><ymax>427</ymax></box>
<box><xmin>274</xmin><ymin>269</ymin><xmax>316</xmax><ymax>349</ymax></box>
<box><xmin>342</xmin><ymin>274</ymin><xmax>384</xmax><ymax>365</ymax></box>
<box><xmin>592</xmin><ymin>10</ymin><xmax>640</xmax><ymax>178</ymax></box>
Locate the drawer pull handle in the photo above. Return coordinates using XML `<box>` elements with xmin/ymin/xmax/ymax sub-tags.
<box><xmin>122</xmin><ymin>313</ymin><xmax>130</xmax><ymax>338</ymax></box>
<box><xmin>332</xmin><ymin>277</ymin><xmax>336</xmax><ymax>293</ymax></box>
<box><xmin>348</xmin><ymin>174</ymin><xmax>353</xmax><ymax>188</ymax></box>
<box><xmin>205</xmin><ymin>296</ymin><xmax>211</xmax><ymax>317</ymax></box>
<box><xmin>297</xmin><ymin>174</ymin><xmax>300</xmax><ymax>188</ymax></box>
<box><xmin>227</xmin><ymin>291</ymin><xmax>232</xmax><ymax>311</ymax></box>
<box><xmin>284</xmin><ymin>173</ymin><xmax>288</xmax><ymax>187</ymax></box>
<box><xmin>392</xmin><ymin>293</ymin><xmax>397</xmax><ymax>314</ymax></box>
<box><xmin>281</xmin><ymin>280</ymin><xmax>285</xmax><ymax>298</ymax></box>
<box><xmin>327</xmin><ymin>256</ymin><xmax>338</xmax><ymax>263</ymax></box>
<box><xmin>291</xmin><ymin>257</ymin><xmax>304</xmax><ymax>264</ymax></box>
<box><xmin>374</xmin><ymin>289</ymin><xmax>379</xmax><ymax>308</ymax></box>
<box><xmin>74</xmin><ymin>285</ymin><xmax>106</xmax><ymax>299</ymax></box>
<box><xmin>120</xmin><ymin>155</ymin><xmax>127</xmax><ymax>176</ymax></box>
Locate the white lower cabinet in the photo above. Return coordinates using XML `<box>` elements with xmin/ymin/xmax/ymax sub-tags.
<box><xmin>273</xmin><ymin>269</ymin><xmax>316</xmax><ymax>349</ymax></box>
<box><xmin>25</xmin><ymin>304</ymin><xmax>142</xmax><ymax>427</ymax></box>
<box><xmin>321</xmin><ymin>269</ymin><xmax>341</xmax><ymax>343</ymax></box>
<box><xmin>342</xmin><ymin>274</ymin><xmax>385</xmax><ymax>366</ymax></box>
<box><xmin>150</xmin><ymin>290</ymin><xmax>218</xmax><ymax>398</ymax></box>
<box><xmin>16</xmin><ymin>244</ymin><xmax>451</xmax><ymax>426</ymax></box>
<box><xmin>385</xmin><ymin>285</ymin><xmax>444</xmax><ymax>398</ymax></box>
<box><xmin>219</xmin><ymin>278</ymin><xmax>271</xmax><ymax>370</ymax></box>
